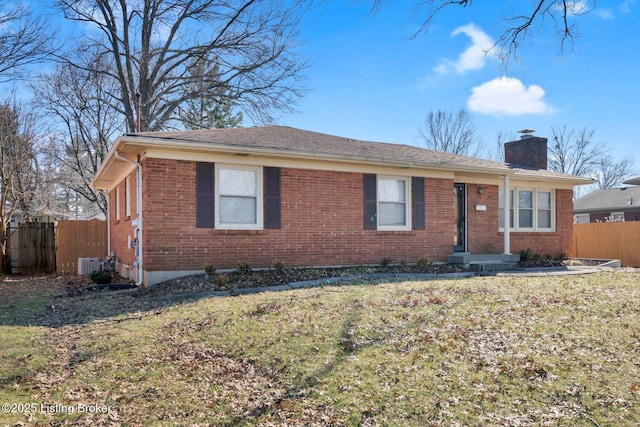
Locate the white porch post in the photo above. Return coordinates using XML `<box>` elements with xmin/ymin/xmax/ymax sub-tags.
<box><xmin>503</xmin><ymin>174</ymin><xmax>511</xmax><ymax>255</ymax></box>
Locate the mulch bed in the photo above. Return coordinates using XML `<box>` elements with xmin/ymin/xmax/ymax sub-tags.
<box><xmin>133</xmin><ymin>263</ymin><xmax>471</xmax><ymax>297</ymax></box>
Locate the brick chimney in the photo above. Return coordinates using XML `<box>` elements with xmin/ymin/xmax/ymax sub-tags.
<box><xmin>504</xmin><ymin>131</ymin><xmax>548</xmax><ymax>170</ymax></box>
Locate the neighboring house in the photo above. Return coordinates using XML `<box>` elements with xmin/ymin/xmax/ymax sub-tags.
<box><xmin>574</xmin><ymin>179</ymin><xmax>640</xmax><ymax>223</ymax></box>
<box><xmin>92</xmin><ymin>126</ymin><xmax>592</xmax><ymax>286</ymax></box>
<box><xmin>9</xmin><ymin>212</ymin><xmax>62</xmax><ymax>227</ymax></box>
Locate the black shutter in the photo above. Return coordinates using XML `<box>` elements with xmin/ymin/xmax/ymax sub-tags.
<box><xmin>412</xmin><ymin>177</ymin><xmax>425</xmax><ymax>230</ymax></box>
<box><xmin>264</xmin><ymin>167</ymin><xmax>281</xmax><ymax>229</ymax></box>
<box><xmin>364</xmin><ymin>173</ymin><xmax>377</xmax><ymax>229</ymax></box>
<box><xmin>196</xmin><ymin>162</ymin><xmax>214</xmax><ymax>228</ymax></box>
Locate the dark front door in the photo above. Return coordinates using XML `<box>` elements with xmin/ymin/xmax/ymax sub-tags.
<box><xmin>453</xmin><ymin>183</ymin><xmax>466</xmax><ymax>252</ymax></box>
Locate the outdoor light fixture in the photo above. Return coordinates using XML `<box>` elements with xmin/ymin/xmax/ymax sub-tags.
<box><xmin>477</xmin><ymin>187</ymin><xmax>485</xmax><ymax>196</ymax></box>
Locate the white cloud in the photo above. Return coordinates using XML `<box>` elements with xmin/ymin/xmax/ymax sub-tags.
<box><xmin>468</xmin><ymin>77</ymin><xmax>555</xmax><ymax>116</ymax></box>
<box><xmin>597</xmin><ymin>9</ymin><xmax>615</xmax><ymax>19</ymax></box>
<box><xmin>621</xmin><ymin>0</ymin><xmax>637</xmax><ymax>14</ymax></box>
<box><xmin>563</xmin><ymin>1</ymin><xmax>590</xmax><ymax>15</ymax></box>
<box><xmin>433</xmin><ymin>23</ymin><xmax>497</xmax><ymax>75</ymax></box>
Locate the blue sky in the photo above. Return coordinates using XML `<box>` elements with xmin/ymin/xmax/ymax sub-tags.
<box><xmin>278</xmin><ymin>1</ymin><xmax>640</xmax><ymax>171</ymax></box>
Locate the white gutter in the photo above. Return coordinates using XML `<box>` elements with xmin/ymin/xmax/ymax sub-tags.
<box><xmin>114</xmin><ymin>150</ymin><xmax>143</xmax><ymax>286</ymax></box>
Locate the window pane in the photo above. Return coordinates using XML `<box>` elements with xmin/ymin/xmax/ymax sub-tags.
<box><xmin>219</xmin><ymin>196</ymin><xmax>257</xmax><ymax>223</ymax></box>
<box><xmin>379</xmin><ymin>202</ymin><xmax>406</xmax><ymax>226</ymax></box>
<box><xmin>379</xmin><ymin>179</ymin><xmax>405</xmax><ymax>202</ymax></box>
<box><xmin>219</xmin><ymin>169</ymin><xmax>256</xmax><ymax>197</ymax></box>
<box><xmin>538</xmin><ymin>191</ymin><xmax>551</xmax><ymax>209</ymax></box>
<box><xmin>519</xmin><ymin>209</ymin><xmax>533</xmax><ymax>228</ymax></box>
<box><xmin>538</xmin><ymin>210</ymin><xmax>551</xmax><ymax>228</ymax></box>
<box><xmin>519</xmin><ymin>190</ymin><xmax>533</xmax><ymax>208</ymax></box>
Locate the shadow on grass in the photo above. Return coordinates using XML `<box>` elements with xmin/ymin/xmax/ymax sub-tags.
<box><xmin>0</xmin><ymin>272</ymin><xmax>457</xmax><ymax>328</ymax></box>
<box><xmin>218</xmin><ymin>304</ymin><xmax>371</xmax><ymax>426</ymax></box>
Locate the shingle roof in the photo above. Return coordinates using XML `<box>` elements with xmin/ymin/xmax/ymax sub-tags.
<box><xmin>126</xmin><ymin>125</ymin><xmax>589</xmax><ymax>182</ymax></box>
<box><xmin>574</xmin><ymin>186</ymin><xmax>640</xmax><ymax>212</ymax></box>
<box><xmin>623</xmin><ymin>176</ymin><xmax>640</xmax><ymax>185</ymax></box>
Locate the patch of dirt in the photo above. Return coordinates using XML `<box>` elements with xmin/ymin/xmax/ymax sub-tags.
<box><xmin>134</xmin><ymin>264</ymin><xmax>470</xmax><ymax>297</ymax></box>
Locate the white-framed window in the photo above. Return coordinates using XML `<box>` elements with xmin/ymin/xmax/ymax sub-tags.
<box><xmin>574</xmin><ymin>214</ymin><xmax>590</xmax><ymax>224</ymax></box>
<box><xmin>377</xmin><ymin>176</ymin><xmax>411</xmax><ymax>230</ymax></box>
<box><xmin>499</xmin><ymin>189</ymin><xmax>514</xmax><ymax>229</ymax></box>
<box><xmin>499</xmin><ymin>187</ymin><xmax>555</xmax><ymax>232</ymax></box>
<box><xmin>215</xmin><ymin>165</ymin><xmax>263</xmax><ymax>229</ymax></box>
<box><xmin>518</xmin><ymin>189</ymin><xmax>534</xmax><ymax>229</ymax></box>
<box><xmin>125</xmin><ymin>176</ymin><xmax>131</xmax><ymax>217</ymax></box>
<box><xmin>115</xmin><ymin>184</ymin><xmax>121</xmax><ymax>221</ymax></box>
<box><xmin>537</xmin><ymin>191</ymin><xmax>552</xmax><ymax>229</ymax></box>
<box><xmin>611</xmin><ymin>212</ymin><xmax>625</xmax><ymax>222</ymax></box>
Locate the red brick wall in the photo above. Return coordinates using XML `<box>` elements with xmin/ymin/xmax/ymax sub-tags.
<box><xmin>466</xmin><ymin>184</ymin><xmax>503</xmax><ymax>253</ymax></box>
<box><xmin>107</xmin><ymin>159</ymin><xmax>575</xmax><ymax>274</ymax></box>
<box><xmin>109</xmin><ymin>169</ymin><xmax>138</xmax><ymax>266</ymax></box>
<box><xmin>140</xmin><ymin>159</ymin><xmax>456</xmax><ymax>271</ymax></box>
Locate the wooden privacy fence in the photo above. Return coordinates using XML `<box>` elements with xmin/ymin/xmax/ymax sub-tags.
<box><xmin>17</xmin><ymin>222</ymin><xmax>56</xmax><ymax>275</ymax></box>
<box><xmin>56</xmin><ymin>219</ymin><xmax>108</xmax><ymax>274</ymax></box>
<box><xmin>574</xmin><ymin>222</ymin><xmax>640</xmax><ymax>267</ymax></box>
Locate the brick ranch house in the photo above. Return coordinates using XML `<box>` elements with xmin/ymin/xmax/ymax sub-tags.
<box><xmin>91</xmin><ymin>126</ymin><xmax>592</xmax><ymax>286</ymax></box>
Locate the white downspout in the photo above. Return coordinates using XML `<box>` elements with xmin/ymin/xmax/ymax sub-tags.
<box><xmin>114</xmin><ymin>151</ymin><xmax>143</xmax><ymax>286</ymax></box>
<box><xmin>98</xmin><ymin>190</ymin><xmax>111</xmax><ymax>256</ymax></box>
<box><xmin>503</xmin><ymin>174</ymin><xmax>511</xmax><ymax>255</ymax></box>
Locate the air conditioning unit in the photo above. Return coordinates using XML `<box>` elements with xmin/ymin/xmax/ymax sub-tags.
<box><xmin>78</xmin><ymin>257</ymin><xmax>102</xmax><ymax>275</ymax></box>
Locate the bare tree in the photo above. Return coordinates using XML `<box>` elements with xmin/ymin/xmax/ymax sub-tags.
<box><xmin>0</xmin><ymin>100</ymin><xmax>42</xmax><ymax>272</ymax></box>
<box><xmin>31</xmin><ymin>50</ymin><xmax>124</xmax><ymax>217</ymax></box>
<box><xmin>56</xmin><ymin>0</ymin><xmax>307</xmax><ymax>132</ymax></box>
<box><xmin>0</xmin><ymin>1</ymin><xmax>57</xmax><ymax>82</ymax></box>
<box><xmin>420</xmin><ymin>109</ymin><xmax>481</xmax><ymax>156</ymax></box>
<box><xmin>372</xmin><ymin>0</ymin><xmax>593</xmax><ymax>64</ymax></box>
<box><xmin>482</xmin><ymin>131</ymin><xmax>518</xmax><ymax>162</ymax></box>
<box><xmin>548</xmin><ymin>126</ymin><xmax>606</xmax><ymax>177</ymax></box>
<box><xmin>594</xmin><ymin>156</ymin><xmax>636</xmax><ymax>189</ymax></box>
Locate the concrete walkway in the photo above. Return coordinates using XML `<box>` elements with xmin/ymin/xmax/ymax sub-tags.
<box><xmin>494</xmin><ymin>265</ymin><xmax>611</xmax><ymax>277</ymax></box>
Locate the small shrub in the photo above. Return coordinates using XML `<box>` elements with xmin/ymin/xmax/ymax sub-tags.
<box><xmin>416</xmin><ymin>257</ymin><xmax>431</xmax><ymax>271</ymax></box>
<box><xmin>273</xmin><ymin>261</ymin><xmax>285</xmax><ymax>274</ymax></box>
<box><xmin>399</xmin><ymin>259</ymin><xmax>408</xmax><ymax>269</ymax></box>
<box><xmin>204</xmin><ymin>264</ymin><xmax>216</xmax><ymax>277</ymax></box>
<box><xmin>519</xmin><ymin>248</ymin><xmax>532</xmax><ymax>262</ymax></box>
<box><xmin>236</xmin><ymin>261</ymin><xmax>252</xmax><ymax>276</ymax></box>
<box><xmin>532</xmin><ymin>252</ymin><xmax>542</xmax><ymax>262</ymax></box>
<box><xmin>90</xmin><ymin>270</ymin><xmax>112</xmax><ymax>285</ymax></box>
<box><xmin>216</xmin><ymin>273</ymin><xmax>230</xmax><ymax>288</ymax></box>
<box><xmin>380</xmin><ymin>257</ymin><xmax>392</xmax><ymax>269</ymax></box>
<box><xmin>556</xmin><ymin>252</ymin><xmax>567</xmax><ymax>262</ymax></box>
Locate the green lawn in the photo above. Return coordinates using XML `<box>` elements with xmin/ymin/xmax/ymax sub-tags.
<box><xmin>1</xmin><ymin>271</ymin><xmax>639</xmax><ymax>426</ymax></box>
